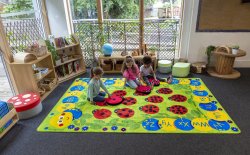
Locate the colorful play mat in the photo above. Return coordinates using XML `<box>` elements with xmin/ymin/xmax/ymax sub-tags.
<box><xmin>37</xmin><ymin>78</ymin><xmax>240</xmax><ymax>134</ymax></box>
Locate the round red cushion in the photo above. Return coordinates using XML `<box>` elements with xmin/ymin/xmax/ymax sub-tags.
<box><xmin>106</xmin><ymin>96</ymin><xmax>123</xmax><ymax>105</ymax></box>
<box><xmin>136</xmin><ymin>85</ymin><xmax>151</xmax><ymax>94</ymax></box>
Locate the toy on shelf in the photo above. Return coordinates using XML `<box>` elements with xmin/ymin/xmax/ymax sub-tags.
<box><xmin>7</xmin><ymin>93</ymin><xmax>43</xmax><ymax>119</ymax></box>
<box><xmin>24</xmin><ymin>40</ymin><xmax>48</xmax><ymax>57</ymax></box>
<box><xmin>13</xmin><ymin>53</ymin><xmax>37</xmax><ymax>63</ymax></box>
<box><xmin>102</xmin><ymin>43</ymin><xmax>113</xmax><ymax>56</ymax></box>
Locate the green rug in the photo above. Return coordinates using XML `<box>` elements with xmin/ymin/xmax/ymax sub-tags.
<box><xmin>37</xmin><ymin>78</ymin><xmax>240</xmax><ymax>134</ymax></box>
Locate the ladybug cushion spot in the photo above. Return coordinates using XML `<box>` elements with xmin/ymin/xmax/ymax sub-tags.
<box><xmin>115</xmin><ymin>108</ymin><xmax>135</xmax><ymax>118</ymax></box>
<box><xmin>141</xmin><ymin>104</ymin><xmax>159</xmax><ymax>114</ymax></box>
<box><xmin>146</xmin><ymin>95</ymin><xmax>164</xmax><ymax>103</ymax></box>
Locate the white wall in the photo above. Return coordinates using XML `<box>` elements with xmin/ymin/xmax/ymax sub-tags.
<box><xmin>46</xmin><ymin>0</ymin><xmax>69</xmax><ymax>37</ymax></box>
<box><xmin>180</xmin><ymin>0</ymin><xmax>250</xmax><ymax>67</ymax></box>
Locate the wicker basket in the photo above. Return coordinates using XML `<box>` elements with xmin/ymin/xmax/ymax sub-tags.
<box><xmin>115</xmin><ymin>60</ymin><xmax>123</xmax><ymax>71</ymax></box>
<box><xmin>40</xmin><ymin>78</ymin><xmax>57</xmax><ymax>91</ymax></box>
<box><xmin>25</xmin><ymin>45</ymin><xmax>47</xmax><ymax>57</ymax></box>
<box><xmin>38</xmin><ymin>87</ymin><xmax>46</xmax><ymax>96</ymax></box>
<box><xmin>101</xmin><ymin>60</ymin><xmax>113</xmax><ymax>71</ymax></box>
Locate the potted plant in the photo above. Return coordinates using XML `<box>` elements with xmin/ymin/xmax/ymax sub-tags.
<box><xmin>206</xmin><ymin>45</ymin><xmax>216</xmax><ymax>66</ymax></box>
<box><xmin>231</xmin><ymin>45</ymin><xmax>240</xmax><ymax>54</ymax></box>
<box><xmin>45</xmin><ymin>40</ymin><xmax>60</xmax><ymax>66</ymax></box>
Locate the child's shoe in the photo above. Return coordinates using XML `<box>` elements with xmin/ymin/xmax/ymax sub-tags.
<box><xmin>167</xmin><ymin>75</ymin><xmax>173</xmax><ymax>84</ymax></box>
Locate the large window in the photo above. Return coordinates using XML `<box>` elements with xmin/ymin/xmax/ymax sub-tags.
<box><xmin>69</xmin><ymin>0</ymin><xmax>183</xmax><ymax>66</ymax></box>
<box><xmin>0</xmin><ymin>0</ymin><xmax>45</xmax><ymax>54</ymax></box>
<box><xmin>70</xmin><ymin>0</ymin><xmax>182</xmax><ymax>20</ymax></box>
<box><xmin>0</xmin><ymin>0</ymin><xmax>45</xmax><ymax>99</ymax></box>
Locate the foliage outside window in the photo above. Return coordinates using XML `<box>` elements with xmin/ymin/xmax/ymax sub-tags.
<box><xmin>70</xmin><ymin>0</ymin><xmax>157</xmax><ymax>20</ymax></box>
<box><xmin>1</xmin><ymin>0</ymin><xmax>34</xmax><ymax>19</ymax></box>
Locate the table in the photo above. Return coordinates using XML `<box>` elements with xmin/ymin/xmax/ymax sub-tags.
<box><xmin>207</xmin><ymin>49</ymin><xmax>246</xmax><ymax>79</ymax></box>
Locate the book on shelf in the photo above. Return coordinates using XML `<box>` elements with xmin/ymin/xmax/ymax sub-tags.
<box><xmin>55</xmin><ymin>37</ymin><xmax>66</xmax><ymax>48</ymax></box>
<box><xmin>65</xmin><ymin>62</ymin><xmax>73</xmax><ymax>75</ymax></box>
<box><xmin>56</xmin><ymin>66</ymin><xmax>66</xmax><ymax>77</ymax></box>
<box><xmin>73</xmin><ymin>60</ymin><xmax>80</xmax><ymax>72</ymax></box>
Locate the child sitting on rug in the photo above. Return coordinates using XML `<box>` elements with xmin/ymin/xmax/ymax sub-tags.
<box><xmin>122</xmin><ymin>55</ymin><xmax>141</xmax><ymax>89</ymax></box>
<box><xmin>87</xmin><ymin>67</ymin><xmax>111</xmax><ymax>104</ymax></box>
<box><xmin>140</xmin><ymin>55</ymin><xmax>172</xmax><ymax>87</ymax></box>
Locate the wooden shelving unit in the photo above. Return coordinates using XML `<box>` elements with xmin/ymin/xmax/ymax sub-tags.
<box><xmin>8</xmin><ymin>53</ymin><xmax>58</xmax><ymax>100</ymax></box>
<box><xmin>53</xmin><ymin>35</ymin><xmax>86</xmax><ymax>83</ymax></box>
<box><xmin>98</xmin><ymin>52</ymin><xmax>157</xmax><ymax>74</ymax></box>
<box><xmin>0</xmin><ymin>107</ymin><xmax>19</xmax><ymax>139</ymax></box>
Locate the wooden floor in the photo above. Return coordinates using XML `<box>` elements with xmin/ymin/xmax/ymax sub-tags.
<box><xmin>0</xmin><ymin>58</ymin><xmax>13</xmax><ymax>101</ymax></box>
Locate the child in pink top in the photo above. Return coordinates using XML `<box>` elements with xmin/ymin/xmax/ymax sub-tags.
<box><xmin>121</xmin><ymin>56</ymin><xmax>141</xmax><ymax>89</ymax></box>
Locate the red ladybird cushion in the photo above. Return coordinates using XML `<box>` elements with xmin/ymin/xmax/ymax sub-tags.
<box><xmin>149</xmin><ymin>78</ymin><xmax>160</xmax><ymax>86</ymax></box>
<box><xmin>106</xmin><ymin>96</ymin><xmax>123</xmax><ymax>105</ymax></box>
<box><xmin>136</xmin><ymin>85</ymin><xmax>151</xmax><ymax>94</ymax></box>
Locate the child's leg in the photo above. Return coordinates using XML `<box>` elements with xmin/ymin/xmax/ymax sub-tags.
<box><xmin>134</xmin><ymin>79</ymin><xmax>141</xmax><ymax>86</ymax></box>
<box><xmin>93</xmin><ymin>95</ymin><xmax>105</xmax><ymax>102</ymax></box>
<box><xmin>98</xmin><ymin>91</ymin><xmax>106</xmax><ymax>97</ymax></box>
<box><xmin>127</xmin><ymin>80</ymin><xmax>138</xmax><ymax>89</ymax></box>
<box><xmin>142</xmin><ymin>76</ymin><xmax>151</xmax><ymax>86</ymax></box>
<box><xmin>148</xmin><ymin>74</ymin><xmax>165</xmax><ymax>82</ymax></box>
<box><xmin>156</xmin><ymin>76</ymin><xmax>166</xmax><ymax>82</ymax></box>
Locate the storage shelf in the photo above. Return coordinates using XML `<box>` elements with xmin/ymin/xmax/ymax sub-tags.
<box><xmin>98</xmin><ymin>51</ymin><xmax>157</xmax><ymax>74</ymax></box>
<box><xmin>58</xmin><ymin>69</ymin><xmax>86</xmax><ymax>83</ymax></box>
<box><xmin>54</xmin><ymin>56</ymin><xmax>82</xmax><ymax>68</ymax></box>
<box><xmin>103</xmin><ymin>70</ymin><xmax>121</xmax><ymax>73</ymax></box>
<box><xmin>41</xmin><ymin>83</ymin><xmax>58</xmax><ymax>100</ymax></box>
<box><xmin>36</xmin><ymin>69</ymin><xmax>53</xmax><ymax>83</ymax></box>
<box><xmin>55</xmin><ymin>43</ymin><xmax>79</xmax><ymax>51</ymax></box>
<box><xmin>0</xmin><ymin>108</ymin><xmax>19</xmax><ymax>139</ymax></box>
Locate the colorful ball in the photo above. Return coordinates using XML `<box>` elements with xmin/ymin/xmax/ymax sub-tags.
<box><xmin>102</xmin><ymin>43</ymin><xmax>113</xmax><ymax>56</ymax></box>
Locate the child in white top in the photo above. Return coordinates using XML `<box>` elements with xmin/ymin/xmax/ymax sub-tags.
<box><xmin>140</xmin><ymin>55</ymin><xmax>172</xmax><ymax>86</ymax></box>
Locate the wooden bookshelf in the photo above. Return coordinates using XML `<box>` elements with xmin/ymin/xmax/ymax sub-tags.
<box><xmin>54</xmin><ymin>35</ymin><xmax>86</xmax><ymax>83</ymax></box>
<box><xmin>8</xmin><ymin>53</ymin><xmax>58</xmax><ymax>101</ymax></box>
<box><xmin>36</xmin><ymin>69</ymin><xmax>53</xmax><ymax>83</ymax></box>
<box><xmin>58</xmin><ymin>69</ymin><xmax>85</xmax><ymax>83</ymax></box>
<box><xmin>54</xmin><ymin>56</ymin><xmax>82</xmax><ymax>68</ymax></box>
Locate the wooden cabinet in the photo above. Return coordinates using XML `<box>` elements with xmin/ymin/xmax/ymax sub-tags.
<box><xmin>8</xmin><ymin>53</ymin><xmax>58</xmax><ymax>100</ymax></box>
<box><xmin>98</xmin><ymin>52</ymin><xmax>157</xmax><ymax>73</ymax></box>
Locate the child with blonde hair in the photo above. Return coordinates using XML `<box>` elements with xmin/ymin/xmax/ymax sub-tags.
<box><xmin>121</xmin><ymin>56</ymin><xmax>141</xmax><ymax>89</ymax></box>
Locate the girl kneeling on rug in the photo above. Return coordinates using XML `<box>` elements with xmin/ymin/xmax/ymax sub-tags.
<box><xmin>87</xmin><ymin>67</ymin><xmax>111</xmax><ymax>104</ymax></box>
<box><xmin>122</xmin><ymin>56</ymin><xmax>141</xmax><ymax>89</ymax></box>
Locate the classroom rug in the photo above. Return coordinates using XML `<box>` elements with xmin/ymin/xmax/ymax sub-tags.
<box><xmin>37</xmin><ymin>78</ymin><xmax>240</xmax><ymax>134</ymax></box>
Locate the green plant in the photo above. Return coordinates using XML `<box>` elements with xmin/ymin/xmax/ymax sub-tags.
<box><xmin>45</xmin><ymin>40</ymin><xmax>60</xmax><ymax>63</ymax></box>
<box><xmin>231</xmin><ymin>45</ymin><xmax>239</xmax><ymax>49</ymax></box>
<box><xmin>206</xmin><ymin>45</ymin><xmax>215</xmax><ymax>66</ymax></box>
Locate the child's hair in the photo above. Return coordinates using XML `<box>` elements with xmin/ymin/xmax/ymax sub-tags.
<box><xmin>142</xmin><ymin>55</ymin><xmax>152</xmax><ymax>65</ymax></box>
<box><xmin>121</xmin><ymin>55</ymin><xmax>137</xmax><ymax>73</ymax></box>
<box><xmin>90</xmin><ymin>67</ymin><xmax>104</xmax><ymax>78</ymax></box>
